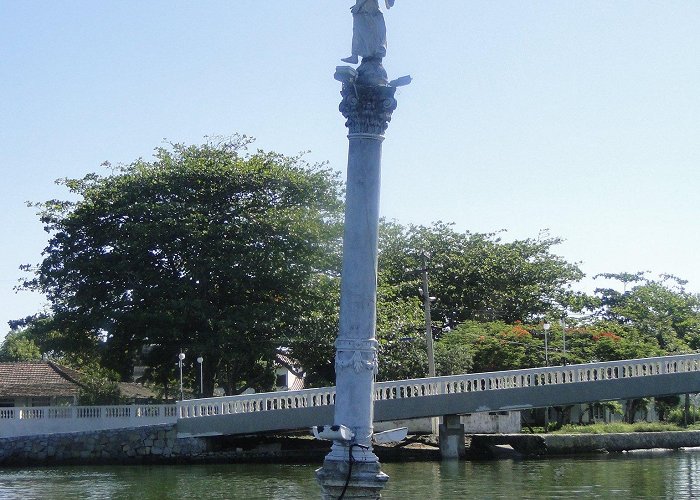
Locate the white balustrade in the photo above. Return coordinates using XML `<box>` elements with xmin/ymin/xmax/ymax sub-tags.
<box><xmin>175</xmin><ymin>353</ymin><xmax>700</xmax><ymax>423</ymax></box>
<box><xmin>5</xmin><ymin>354</ymin><xmax>700</xmax><ymax>438</ymax></box>
<box><xmin>0</xmin><ymin>404</ymin><xmax>177</xmax><ymax>438</ymax></box>
<box><xmin>177</xmin><ymin>386</ymin><xmax>337</xmax><ymax>420</ymax></box>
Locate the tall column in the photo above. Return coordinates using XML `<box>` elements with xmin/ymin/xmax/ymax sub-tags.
<box><xmin>316</xmin><ymin>63</ymin><xmax>397</xmax><ymax>499</ymax></box>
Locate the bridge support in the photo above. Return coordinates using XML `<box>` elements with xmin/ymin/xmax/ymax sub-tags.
<box><xmin>439</xmin><ymin>415</ymin><xmax>466</xmax><ymax>459</ymax></box>
<box><xmin>316</xmin><ymin>61</ymin><xmax>399</xmax><ymax>498</ymax></box>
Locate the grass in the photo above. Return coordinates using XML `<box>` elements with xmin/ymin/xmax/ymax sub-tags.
<box><xmin>551</xmin><ymin>422</ymin><xmax>700</xmax><ymax>434</ymax></box>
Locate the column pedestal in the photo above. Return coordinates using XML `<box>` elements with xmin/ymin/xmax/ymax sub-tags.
<box><xmin>316</xmin><ymin>460</ymin><xmax>389</xmax><ymax>500</ymax></box>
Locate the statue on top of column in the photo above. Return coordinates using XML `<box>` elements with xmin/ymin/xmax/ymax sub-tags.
<box><xmin>341</xmin><ymin>0</ymin><xmax>395</xmax><ymax>65</ymax></box>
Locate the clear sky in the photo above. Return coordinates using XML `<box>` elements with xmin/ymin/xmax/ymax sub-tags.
<box><xmin>2</xmin><ymin>1</ymin><xmax>699</xmax><ymax>340</ymax></box>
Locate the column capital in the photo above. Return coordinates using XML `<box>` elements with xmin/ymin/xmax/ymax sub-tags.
<box><xmin>339</xmin><ymin>83</ymin><xmax>397</xmax><ymax>137</ymax></box>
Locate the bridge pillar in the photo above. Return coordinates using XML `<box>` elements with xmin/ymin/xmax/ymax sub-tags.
<box><xmin>316</xmin><ymin>61</ymin><xmax>399</xmax><ymax>498</ymax></box>
<box><xmin>439</xmin><ymin>415</ymin><xmax>466</xmax><ymax>459</ymax></box>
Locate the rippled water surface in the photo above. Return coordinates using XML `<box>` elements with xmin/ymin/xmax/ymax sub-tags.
<box><xmin>2</xmin><ymin>449</ymin><xmax>700</xmax><ymax>499</ymax></box>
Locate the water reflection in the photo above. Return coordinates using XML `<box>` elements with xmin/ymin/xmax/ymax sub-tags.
<box><xmin>1</xmin><ymin>451</ymin><xmax>700</xmax><ymax>499</ymax></box>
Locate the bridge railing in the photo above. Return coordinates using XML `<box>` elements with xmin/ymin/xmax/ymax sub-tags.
<box><xmin>0</xmin><ymin>404</ymin><xmax>178</xmax><ymax>438</ymax></box>
<box><xmin>177</xmin><ymin>353</ymin><xmax>700</xmax><ymax>422</ymax></box>
<box><xmin>373</xmin><ymin>353</ymin><xmax>700</xmax><ymax>401</ymax></box>
<box><xmin>177</xmin><ymin>386</ymin><xmax>337</xmax><ymax>420</ymax></box>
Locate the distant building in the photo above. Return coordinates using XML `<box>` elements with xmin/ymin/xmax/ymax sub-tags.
<box><xmin>0</xmin><ymin>361</ymin><xmax>159</xmax><ymax>407</ymax></box>
<box><xmin>0</xmin><ymin>361</ymin><xmax>82</xmax><ymax>407</ymax></box>
<box><xmin>275</xmin><ymin>353</ymin><xmax>305</xmax><ymax>391</ymax></box>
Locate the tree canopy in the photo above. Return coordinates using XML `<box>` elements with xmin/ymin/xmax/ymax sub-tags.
<box><xmin>13</xmin><ymin>135</ymin><xmax>700</xmax><ymax>401</ymax></box>
<box><xmin>378</xmin><ymin>221</ymin><xmax>585</xmax><ymax>326</ymax></box>
<box><xmin>19</xmin><ymin>136</ymin><xmax>344</xmax><ymax>395</ymax></box>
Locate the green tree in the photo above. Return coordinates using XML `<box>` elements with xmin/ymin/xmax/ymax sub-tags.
<box><xmin>0</xmin><ymin>329</ymin><xmax>42</xmax><ymax>362</ymax></box>
<box><xmin>77</xmin><ymin>363</ymin><xmax>125</xmax><ymax>406</ymax></box>
<box><xmin>594</xmin><ymin>273</ymin><xmax>700</xmax><ymax>352</ymax></box>
<box><xmin>6</xmin><ymin>314</ymin><xmax>102</xmax><ymax>366</ymax></box>
<box><xmin>375</xmin><ymin>285</ymin><xmax>427</xmax><ymax>381</ymax></box>
<box><xmin>20</xmin><ymin>136</ymin><xmax>343</xmax><ymax>395</ymax></box>
<box><xmin>654</xmin><ymin>395</ymin><xmax>681</xmax><ymax>422</ymax></box>
<box><xmin>281</xmin><ymin>273</ymin><xmax>340</xmax><ymax>387</ymax></box>
<box><xmin>438</xmin><ymin>320</ymin><xmax>541</xmax><ymax>373</ymax></box>
<box><xmin>378</xmin><ymin>222</ymin><xmax>585</xmax><ymax>327</ymax></box>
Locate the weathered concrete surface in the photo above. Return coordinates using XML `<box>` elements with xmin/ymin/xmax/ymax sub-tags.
<box><xmin>469</xmin><ymin>431</ymin><xmax>700</xmax><ymax>457</ymax></box>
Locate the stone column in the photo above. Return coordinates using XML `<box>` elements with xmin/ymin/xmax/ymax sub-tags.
<box><xmin>316</xmin><ymin>62</ymin><xmax>397</xmax><ymax>499</ymax></box>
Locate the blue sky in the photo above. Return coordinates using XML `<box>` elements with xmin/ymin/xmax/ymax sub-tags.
<box><xmin>2</xmin><ymin>1</ymin><xmax>699</xmax><ymax>340</ymax></box>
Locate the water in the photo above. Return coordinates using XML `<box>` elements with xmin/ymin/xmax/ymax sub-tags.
<box><xmin>2</xmin><ymin>450</ymin><xmax>700</xmax><ymax>499</ymax></box>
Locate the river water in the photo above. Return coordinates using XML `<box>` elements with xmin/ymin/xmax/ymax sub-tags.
<box><xmin>2</xmin><ymin>449</ymin><xmax>700</xmax><ymax>499</ymax></box>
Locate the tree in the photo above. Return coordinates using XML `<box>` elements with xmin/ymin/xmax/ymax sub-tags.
<box><xmin>0</xmin><ymin>329</ymin><xmax>41</xmax><ymax>362</ymax></box>
<box><xmin>594</xmin><ymin>273</ymin><xmax>700</xmax><ymax>352</ymax></box>
<box><xmin>375</xmin><ymin>284</ymin><xmax>428</xmax><ymax>381</ymax></box>
<box><xmin>378</xmin><ymin>222</ymin><xmax>585</xmax><ymax>327</ymax></box>
<box><xmin>77</xmin><ymin>363</ymin><xmax>125</xmax><ymax>406</ymax></box>
<box><xmin>6</xmin><ymin>314</ymin><xmax>102</xmax><ymax>366</ymax></box>
<box><xmin>20</xmin><ymin>136</ymin><xmax>344</xmax><ymax>395</ymax></box>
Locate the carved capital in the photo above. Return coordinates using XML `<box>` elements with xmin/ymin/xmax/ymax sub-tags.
<box><xmin>339</xmin><ymin>83</ymin><xmax>397</xmax><ymax>137</ymax></box>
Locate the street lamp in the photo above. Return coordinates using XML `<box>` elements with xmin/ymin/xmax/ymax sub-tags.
<box><xmin>178</xmin><ymin>352</ymin><xmax>186</xmax><ymax>401</ymax></box>
<box><xmin>542</xmin><ymin>323</ymin><xmax>551</xmax><ymax>432</ymax></box>
<box><xmin>543</xmin><ymin>323</ymin><xmax>551</xmax><ymax>367</ymax></box>
<box><xmin>197</xmin><ymin>356</ymin><xmax>204</xmax><ymax>397</ymax></box>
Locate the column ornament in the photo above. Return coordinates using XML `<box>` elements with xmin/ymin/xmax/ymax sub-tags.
<box><xmin>339</xmin><ymin>82</ymin><xmax>397</xmax><ymax>136</ymax></box>
<box><xmin>335</xmin><ymin>339</ymin><xmax>379</xmax><ymax>374</ymax></box>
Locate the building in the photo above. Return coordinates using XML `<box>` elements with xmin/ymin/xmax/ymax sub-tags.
<box><xmin>0</xmin><ymin>361</ymin><xmax>82</xmax><ymax>407</ymax></box>
<box><xmin>0</xmin><ymin>361</ymin><xmax>159</xmax><ymax>407</ymax></box>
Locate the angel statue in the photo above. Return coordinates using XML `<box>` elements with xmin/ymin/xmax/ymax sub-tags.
<box><xmin>342</xmin><ymin>0</ymin><xmax>395</xmax><ymax>64</ymax></box>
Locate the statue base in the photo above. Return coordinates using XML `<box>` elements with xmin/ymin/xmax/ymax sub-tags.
<box><xmin>316</xmin><ymin>459</ymin><xmax>389</xmax><ymax>499</ymax></box>
<box><xmin>356</xmin><ymin>57</ymin><xmax>388</xmax><ymax>86</ymax></box>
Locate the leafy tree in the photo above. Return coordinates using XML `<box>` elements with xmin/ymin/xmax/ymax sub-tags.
<box><xmin>654</xmin><ymin>395</ymin><xmax>681</xmax><ymax>422</ymax></box>
<box><xmin>20</xmin><ymin>136</ymin><xmax>344</xmax><ymax>395</ymax></box>
<box><xmin>594</xmin><ymin>273</ymin><xmax>700</xmax><ymax>352</ymax></box>
<box><xmin>375</xmin><ymin>285</ymin><xmax>427</xmax><ymax>381</ymax></box>
<box><xmin>439</xmin><ymin>320</ymin><xmax>542</xmax><ymax>373</ymax></box>
<box><xmin>434</xmin><ymin>341</ymin><xmax>472</xmax><ymax>376</ymax></box>
<box><xmin>281</xmin><ymin>273</ymin><xmax>340</xmax><ymax>387</ymax></box>
<box><xmin>378</xmin><ymin>222</ymin><xmax>585</xmax><ymax>327</ymax></box>
<box><xmin>77</xmin><ymin>363</ymin><xmax>125</xmax><ymax>406</ymax></box>
<box><xmin>6</xmin><ymin>314</ymin><xmax>101</xmax><ymax>366</ymax></box>
<box><xmin>0</xmin><ymin>329</ymin><xmax>41</xmax><ymax>362</ymax></box>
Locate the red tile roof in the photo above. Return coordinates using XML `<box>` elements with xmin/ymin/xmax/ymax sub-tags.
<box><xmin>0</xmin><ymin>361</ymin><xmax>82</xmax><ymax>398</ymax></box>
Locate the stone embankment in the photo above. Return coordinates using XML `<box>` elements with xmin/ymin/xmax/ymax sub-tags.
<box><xmin>469</xmin><ymin>431</ymin><xmax>700</xmax><ymax>458</ymax></box>
<box><xmin>0</xmin><ymin>424</ymin><xmax>208</xmax><ymax>466</ymax></box>
<box><xmin>5</xmin><ymin>428</ymin><xmax>700</xmax><ymax>466</ymax></box>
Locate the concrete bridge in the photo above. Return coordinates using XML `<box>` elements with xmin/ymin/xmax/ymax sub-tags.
<box><xmin>3</xmin><ymin>354</ymin><xmax>700</xmax><ymax>440</ymax></box>
<box><xmin>176</xmin><ymin>353</ymin><xmax>700</xmax><ymax>438</ymax></box>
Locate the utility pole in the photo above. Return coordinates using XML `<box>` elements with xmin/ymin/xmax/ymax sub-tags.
<box><xmin>560</xmin><ymin>317</ymin><xmax>567</xmax><ymax>365</ymax></box>
<box><xmin>543</xmin><ymin>323</ymin><xmax>550</xmax><ymax>433</ymax></box>
<box><xmin>421</xmin><ymin>252</ymin><xmax>436</xmax><ymax>378</ymax></box>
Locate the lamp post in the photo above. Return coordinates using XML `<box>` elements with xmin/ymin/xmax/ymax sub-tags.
<box><xmin>178</xmin><ymin>352</ymin><xmax>185</xmax><ymax>401</ymax></box>
<box><xmin>197</xmin><ymin>356</ymin><xmax>204</xmax><ymax>397</ymax></box>
<box><xmin>543</xmin><ymin>322</ymin><xmax>551</xmax><ymax>367</ymax></box>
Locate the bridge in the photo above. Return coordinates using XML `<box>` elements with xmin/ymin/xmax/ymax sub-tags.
<box><xmin>3</xmin><ymin>354</ymin><xmax>700</xmax><ymax>440</ymax></box>
<box><xmin>176</xmin><ymin>353</ymin><xmax>700</xmax><ymax>437</ymax></box>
